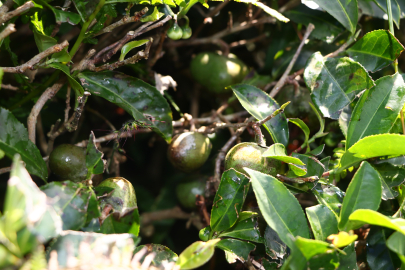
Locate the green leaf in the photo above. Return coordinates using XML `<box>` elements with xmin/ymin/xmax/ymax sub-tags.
<box><xmin>262</xmin><ymin>143</ymin><xmax>304</xmax><ymax>165</ymax></box>
<box><xmin>339</xmin><ymin>134</ymin><xmax>405</xmax><ymax>172</ymax></box>
<box><xmin>289</xmin><ymin>118</ymin><xmax>310</xmax><ymax>151</ymax></box>
<box><xmin>264</xmin><ymin>225</ymin><xmax>287</xmax><ymax>259</ymax></box>
<box><xmin>230</xmin><ymin>84</ymin><xmax>289</xmax><ymax>146</ymax></box>
<box><xmin>49</xmin><ymin>7</ymin><xmax>81</xmax><ymax>24</ymax></box>
<box><xmin>386</xmin><ymin>231</ymin><xmax>405</xmax><ymax>265</ymax></box>
<box><xmin>372</xmin><ymin>0</ymin><xmax>401</xmax><ymax>28</ymax></box>
<box><xmin>309</xmin><ymin>252</ymin><xmax>340</xmax><ymax>270</ymax></box>
<box><xmin>246</xmin><ymin>168</ymin><xmax>310</xmax><ymax>248</ymax></box>
<box><xmin>176</xmin><ymin>239</ymin><xmax>220</xmax><ymax>270</ymax></box>
<box><xmin>311</xmin><ymin>0</ymin><xmax>358</xmax><ymax>33</ymax></box>
<box><xmin>338</xmin><ymin>243</ymin><xmax>358</xmax><ymax>270</ymax></box>
<box><xmin>367</xmin><ymin>227</ymin><xmax>400</xmax><ymax>270</ymax></box>
<box><xmin>140</xmin><ymin>7</ymin><xmax>163</xmax><ymax>22</ymax></box>
<box><xmin>216</xmin><ymin>239</ymin><xmax>256</xmax><ymax>263</ymax></box>
<box><xmin>0</xmin><ymin>108</ymin><xmax>47</xmax><ymax>180</ymax></box>
<box><xmin>72</xmin><ymin>0</ymin><xmax>103</xmax><ymax>22</ymax></box>
<box><xmin>120</xmin><ymin>39</ymin><xmax>149</xmax><ymax>61</ymax></box>
<box><xmin>313</xmin><ymin>182</ymin><xmax>345</xmax><ymax>216</ymax></box>
<box><xmin>41</xmin><ymin>181</ymin><xmax>100</xmax><ymax>231</ymax></box>
<box><xmin>347</xmin><ymin>30</ymin><xmax>404</xmax><ymax>72</ymax></box>
<box><xmin>218</xmin><ymin>212</ymin><xmax>263</xmax><ymax>243</ymax></box>
<box><xmin>285</xmin><ymin>4</ymin><xmax>345</xmax><ymax>43</ymax></box>
<box><xmin>48</xmin><ymin>231</ymin><xmax>139</xmax><ymax>268</ymax></box>
<box><xmin>99</xmin><ymin>208</ymin><xmax>140</xmax><ymax>236</ymax></box>
<box><xmin>373</xmin><ymin>159</ymin><xmax>405</xmax><ymax>200</ymax></box>
<box><xmin>288</xmin><ymin>152</ymin><xmax>325</xmax><ymax>179</ymax></box>
<box><xmin>0</xmin><ymin>68</ymin><xmax>3</xmax><ymax>87</ymax></box>
<box><xmin>210</xmin><ymin>169</ymin><xmax>250</xmax><ymax>232</ymax></box>
<box><xmin>338</xmin><ymin>161</ymin><xmax>382</xmax><ymax>231</ymax></box>
<box><xmin>349</xmin><ymin>209</ymin><xmax>405</xmax><ymax>235</ymax></box>
<box><xmin>47</xmin><ymin>63</ymin><xmax>83</xmax><ymax>96</ymax></box>
<box><xmin>309</xmin><ymin>145</ymin><xmax>325</xmax><ymax>156</ymax></box>
<box><xmin>294</xmin><ymin>237</ymin><xmax>334</xmax><ymax>261</ymax></box>
<box><xmin>346</xmin><ymin>73</ymin><xmax>405</xmax><ymax>149</ymax></box>
<box><xmin>85</xmin><ymin>131</ymin><xmax>105</xmax><ymax>177</ymax></box>
<box><xmin>304</xmin><ymin>52</ymin><xmax>374</xmax><ymax>119</ymax></box>
<box><xmin>306</xmin><ymin>205</ymin><xmax>338</xmax><ymax>241</ymax></box>
<box><xmin>233</xmin><ymin>0</ymin><xmax>289</xmax><ymax>22</ymax></box>
<box><xmin>133</xmin><ymin>244</ymin><xmax>178</xmax><ymax>266</ymax></box>
<box><xmin>78</xmin><ymin>71</ymin><xmax>173</xmax><ymax>143</ymax></box>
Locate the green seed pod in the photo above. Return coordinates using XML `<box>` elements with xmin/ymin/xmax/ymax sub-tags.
<box><xmin>176</xmin><ymin>179</ymin><xmax>205</xmax><ymax>209</ymax></box>
<box><xmin>181</xmin><ymin>25</ymin><xmax>192</xmax><ymax>39</ymax></box>
<box><xmin>49</xmin><ymin>144</ymin><xmax>87</xmax><ymax>181</ymax></box>
<box><xmin>167</xmin><ymin>21</ymin><xmax>183</xmax><ymax>40</ymax></box>
<box><xmin>199</xmin><ymin>226</ymin><xmax>211</xmax><ymax>241</ymax></box>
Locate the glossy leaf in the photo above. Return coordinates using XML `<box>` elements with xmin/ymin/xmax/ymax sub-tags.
<box><xmin>133</xmin><ymin>244</ymin><xmax>177</xmax><ymax>265</ymax></box>
<box><xmin>306</xmin><ymin>205</ymin><xmax>338</xmax><ymax>241</ymax></box>
<box><xmin>230</xmin><ymin>84</ymin><xmax>289</xmax><ymax>146</ymax></box>
<box><xmin>41</xmin><ymin>181</ymin><xmax>100</xmax><ymax>231</ymax></box>
<box><xmin>264</xmin><ymin>225</ymin><xmax>287</xmax><ymax>259</ymax></box>
<box><xmin>338</xmin><ymin>161</ymin><xmax>382</xmax><ymax>231</ymax></box>
<box><xmin>78</xmin><ymin>71</ymin><xmax>173</xmax><ymax>142</ymax></box>
<box><xmin>285</xmin><ymin>4</ymin><xmax>345</xmax><ymax>43</ymax></box>
<box><xmin>99</xmin><ymin>208</ymin><xmax>140</xmax><ymax>236</ymax></box>
<box><xmin>367</xmin><ymin>227</ymin><xmax>400</xmax><ymax>270</ymax></box>
<box><xmin>216</xmin><ymin>239</ymin><xmax>256</xmax><ymax>263</ymax></box>
<box><xmin>313</xmin><ymin>182</ymin><xmax>345</xmax><ymax>216</ymax></box>
<box><xmin>312</xmin><ymin>0</ymin><xmax>358</xmax><ymax>33</ymax></box>
<box><xmin>347</xmin><ymin>30</ymin><xmax>404</xmax><ymax>72</ymax></box>
<box><xmin>218</xmin><ymin>212</ymin><xmax>263</xmax><ymax>243</ymax></box>
<box><xmin>210</xmin><ymin>169</ymin><xmax>250</xmax><ymax>232</ymax></box>
<box><xmin>176</xmin><ymin>239</ymin><xmax>220</xmax><ymax>270</ymax></box>
<box><xmin>120</xmin><ymin>39</ymin><xmax>149</xmax><ymax>61</ymax></box>
<box><xmin>247</xmin><ymin>168</ymin><xmax>310</xmax><ymax>248</ymax></box>
<box><xmin>47</xmin><ymin>231</ymin><xmax>139</xmax><ymax>268</ymax></box>
<box><xmin>338</xmin><ymin>243</ymin><xmax>358</xmax><ymax>270</ymax></box>
<box><xmin>85</xmin><ymin>131</ymin><xmax>105</xmax><ymax>177</ymax></box>
<box><xmin>349</xmin><ymin>209</ymin><xmax>405</xmax><ymax>235</ymax></box>
<box><xmin>289</xmin><ymin>118</ymin><xmax>310</xmax><ymax>152</ymax></box>
<box><xmin>0</xmin><ymin>108</ymin><xmax>47</xmax><ymax>180</ymax></box>
<box><xmin>304</xmin><ymin>52</ymin><xmax>374</xmax><ymax>119</ymax></box>
<box><xmin>373</xmin><ymin>159</ymin><xmax>405</xmax><ymax>200</ymax></box>
<box><xmin>346</xmin><ymin>73</ymin><xmax>405</xmax><ymax>149</ymax></box>
<box><xmin>262</xmin><ymin>143</ymin><xmax>305</xmax><ymax>165</ymax></box>
<box><xmin>339</xmin><ymin>134</ymin><xmax>405</xmax><ymax>173</ymax></box>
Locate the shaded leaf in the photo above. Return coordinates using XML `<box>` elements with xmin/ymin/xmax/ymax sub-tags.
<box><xmin>386</xmin><ymin>231</ymin><xmax>405</xmax><ymax>265</ymax></box>
<box><xmin>304</xmin><ymin>52</ymin><xmax>374</xmax><ymax>119</ymax></box>
<box><xmin>0</xmin><ymin>108</ymin><xmax>47</xmax><ymax>180</ymax></box>
<box><xmin>47</xmin><ymin>63</ymin><xmax>83</xmax><ymax>96</ymax></box>
<box><xmin>372</xmin><ymin>158</ymin><xmax>405</xmax><ymax>200</ymax></box>
<box><xmin>288</xmin><ymin>152</ymin><xmax>325</xmax><ymax>179</ymax></box>
<box><xmin>140</xmin><ymin>7</ymin><xmax>164</xmax><ymax>22</ymax></box>
<box><xmin>312</xmin><ymin>182</ymin><xmax>345</xmax><ymax>216</ymax></box>
<box><xmin>176</xmin><ymin>239</ymin><xmax>220</xmax><ymax>270</ymax></box>
<box><xmin>247</xmin><ymin>168</ymin><xmax>310</xmax><ymax>248</ymax></box>
<box><xmin>346</xmin><ymin>73</ymin><xmax>405</xmax><ymax>149</ymax></box>
<box><xmin>72</xmin><ymin>0</ymin><xmax>102</xmax><ymax>22</ymax></box>
<box><xmin>85</xmin><ymin>131</ymin><xmax>105</xmax><ymax>176</ymax></box>
<box><xmin>218</xmin><ymin>212</ymin><xmax>263</xmax><ymax>243</ymax></box>
<box><xmin>338</xmin><ymin>243</ymin><xmax>358</xmax><ymax>270</ymax></box>
<box><xmin>264</xmin><ymin>225</ymin><xmax>287</xmax><ymax>259</ymax></box>
<box><xmin>338</xmin><ymin>161</ymin><xmax>382</xmax><ymax>231</ymax></box>
<box><xmin>133</xmin><ymin>244</ymin><xmax>177</xmax><ymax>266</ymax></box>
<box><xmin>230</xmin><ymin>84</ymin><xmax>289</xmax><ymax>146</ymax></box>
<box><xmin>372</xmin><ymin>0</ymin><xmax>401</xmax><ymax>28</ymax></box>
<box><xmin>347</xmin><ymin>30</ymin><xmax>404</xmax><ymax>72</ymax></box>
<box><xmin>78</xmin><ymin>71</ymin><xmax>173</xmax><ymax>143</ymax></box>
<box><xmin>210</xmin><ymin>169</ymin><xmax>250</xmax><ymax>232</ymax></box>
<box><xmin>309</xmin><ymin>145</ymin><xmax>325</xmax><ymax>156</ymax></box>
<box><xmin>367</xmin><ymin>227</ymin><xmax>400</xmax><ymax>270</ymax></box>
<box><xmin>99</xmin><ymin>208</ymin><xmax>140</xmax><ymax>236</ymax></box>
<box><xmin>216</xmin><ymin>239</ymin><xmax>256</xmax><ymax>263</ymax></box>
<box><xmin>233</xmin><ymin>0</ymin><xmax>289</xmax><ymax>22</ymax></box>
<box><xmin>306</xmin><ymin>205</ymin><xmax>338</xmax><ymax>241</ymax></box>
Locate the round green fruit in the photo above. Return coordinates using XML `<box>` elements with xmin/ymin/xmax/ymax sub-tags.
<box><xmin>167</xmin><ymin>132</ymin><xmax>212</xmax><ymax>172</ymax></box>
<box><xmin>181</xmin><ymin>25</ymin><xmax>192</xmax><ymax>39</ymax></box>
<box><xmin>49</xmin><ymin>144</ymin><xmax>87</xmax><ymax>181</ymax></box>
<box><xmin>176</xmin><ymin>179</ymin><xmax>205</xmax><ymax>209</ymax></box>
<box><xmin>190</xmin><ymin>52</ymin><xmax>248</xmax><ymax>93</ymax></box>
<box><xmin>199</xmin><ymin>226</ymin><xmax>211</xmax><ymax>241</ymax></box>
<box><xmin>167</xmin><ymin>22</ymin><xmax>183</xmax><ymax>40</ymax></box>
<box><xmin>224</xmin><ymin>142</ymin><xmax>282</xmax><ymax>176</ymax></box>
<box><xmin>97</xmin><ymin>177</ymin><xmax>137</xmax><ymax>214</ymax></box>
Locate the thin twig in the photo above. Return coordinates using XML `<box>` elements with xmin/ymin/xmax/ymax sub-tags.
<box><xmin>27</xmin><ymin>79</ymin><xmax>65</xmax><ymax>143</ymax></box>
<box><xmin>0</xmin><ymin>1</ymin><xmax>35</xmax><ymax>24</ymax></box>
<box><xmin>141</xmin><ymin>206</ymin><xmax>191</xmax><ymax>226</ymax></box>
<box><xmin>277</xmin><ymin>174</ymin><xmax>319</xmax><ymax>184</ymax></box>
<box><xmin>0</xmin><ymin>167</ymin><xmax>11</xmax><ymax>175</ymax></box>
<box><xmin>36</xmin><ymin>114</ymin><xmax>48</xmax><ymax>154</ymax></box>
<box><xmin>0</xmin><ymin>23</ymin><xmax>16</xmax><ymax>40</ymax></box>
<box><xmin>0</xmin><ymin>83</ymin><xmax>19</xmax><ymax>90</ymax></box>
<box><xmin>269</xmin><ymin>23</ymin><xmax>314</xmax><ymax>98</ymax></box>
<box><xmin>0</xmin><ymin>0</ymin><xmax>14</xmax><ymax>15</ymax></box>
<box><xmin>2</xmin><ymin>40</ymin><xmax>69</xmax><ymax>73</ymax></box>
<box><xmin>64</xmin><ymin>85</ymin><xmax>71</xmax><ymax>123</ymax></box>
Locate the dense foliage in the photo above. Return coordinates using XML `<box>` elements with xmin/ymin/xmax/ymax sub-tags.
<box><xmin>1</xmin><ymin>0</ymin><xmax>405</xmax><ymax>269</ymax></box>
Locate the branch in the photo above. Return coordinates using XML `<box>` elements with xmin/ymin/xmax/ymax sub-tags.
<box><xmin>2</xmin><ymin>40</ymin><xmax>69</xmax><ymax>73</ymax></box>
<box><xmin>1</xmin><ymin>83</ymin><xmax>19</xmax><ymax>90</ymax></box>
<box><xmin>27</xmin><ymin>79</ymin><xmax>65</xmax><ymax>143</ymax></box>
<box><xmin>269</xmin><ymin>23</ymin><xmax>314</xmax><ymax>97</ymax></box>
<box><xmin>0</xmin><ymin>23</ymin><xmax>16</xmax><ymax>40</ymax></box>
<box><xmin>0</xmin><ymin>1</ymin><xmax>34</xmax><ymax>24</ymax></box>
<box><xmin>0</xmin><ymin>0</ymin><xmax>14</xmax><ymax>15</ymax></box>
<box><xmin>141</xmin><ymin>206</ymin><xmax>191</xmax><ymax>226</ymax></box>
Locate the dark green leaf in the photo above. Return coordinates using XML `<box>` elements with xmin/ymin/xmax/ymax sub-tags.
<box><xmin>99</xmin><ymin>207</ymin><xmax>140</xmax><ymax>236</ymax></box>
<box><xmin>176</xmin><ymin>239</ymin><xmax>220</xmax><ymax>270</ymax></box>
<box><xmin>386</xmin><ymin>231</ymin><xmax>405</xmax><ymax>264</ymax></box>
<box><xmin>0</xmin><ymin>108</ymin><xmax>47</xmax><ymax>180</ymax></box>
<box><xmin>133</xmin><ymin>244</ymin><xmax>178</xmax><ymax>266</ymax></box>
<box><xmin>304</xmin><ymin>52</ymin><xmax>374</xmax><ymax>119</ymax></box>
<box><xmin>218</xmin><ymin>211</ymin><xmax>263</xmax><ymax>243</ymax></box>
<box><xmin>85</xmin><ymin>131</ymin><xmax>105</xmax><ymax>176</ymax></box>
<box><xmin>216</xmin><ymin>239</ymin><xmax>256</xmax><ymax>263</ymax></box>
<box><xmin>372</xmin><ymin>0</ymin><xmax>401</xmax><ymax>28</ymax></box>
<box><xmin>289</xmin><ymin>118</ymin><xmax>311</xmax><ymax>151</ymax></box>
<box><xmin>247</xmin><ymin>168</ymin><xmax>310</xmax><ymax>248</ymax></box>
<box><xmin>309</xmin><ymin>145</ymin><xmax>325</xmax><ymax>156</ymax></box>
<box><xmin>311</xmin><ymin>0</ymin><xmax>358</xmax><ymax>33</ymax></box>
<box><xmin>347</xmin><ymin>30</ymin><xmax>404</xmax><ymax>72</ymax></box>
<box><xmin>78</xmin><ymin>71</ymin><xmax>173</xmax><ymax>143</ymax></box>
<box><xmin>72</xmin><ymin>0</ymin><xmax>102</xmax><ymax>21</ymax></box>
<box><xmin>47</xmin><ymin>63</ymin><xmax>83</xmax><ymax>96</ymax></box>
<box><xmin>367</xmin><ymin>227</ymin><xmax>400</xmax><ymax>270</ymax></box>
<box><xmin>288</xmin><ymin>152</ymin><xmax>325</xmax><ymax>178</ymax></box>
<box><xmin>309</xmin><ymin>252</ymin><xmax>340</xmax><ymax>270</ymax></box>
<box><xmin>338</xmin><ymin>100</ymin><xmax>356</xmax><ymax>138</ymax></box>
<box><xmin>41</xmin><ymin>181</ymin><xmax>101</xmax><ymax>231</ymax></box>
<box><xmin>230</xmin><ymin>84</ymin><xmax>289</xmax><ymax>146</ymax></box>
<box><xmin>120</xmin><ymin>39</ymin><xmax>149</xmax><ymax>61</ymax></box>
<box><xmin>312</xmin><ymin>182</ymin><xmax>345</xmax><ymax>216</ymax></box>
<box><xmin>210</xmin><ymin>169</ymin><xmax>250</xmax><ymax>232</ymax></box>
<box><xmin>372</xmin><ymin>158</ymin><xmax>405</xmax><ymax>200</ymax></box>
<box><xmin>346</xmin><ymin>73</ymin><xmax>405</xmax><ymax>149</ymax></box>
<box><xmin>338</xmin><ymin>243</ymin><xmax>358</xmax><ymax>270</ymax></box>
<box><xmin>306</xmin><ymin>205</ymin><xmax>338</xmax><ymax>241</ymax></box>
<box><xmin>285</xmin><ymin>4</ymin><xmax>345</xmax><ymax>43</ymax></box>
<box><xmin>264</xmin><ymin>225</ymin><xmax>287</xmax><ymax>259</ymax></box>
<box><xmin>338</xmin><ymin>162</ymin><xmax>382</xmax><ymax>231</ymax></box>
